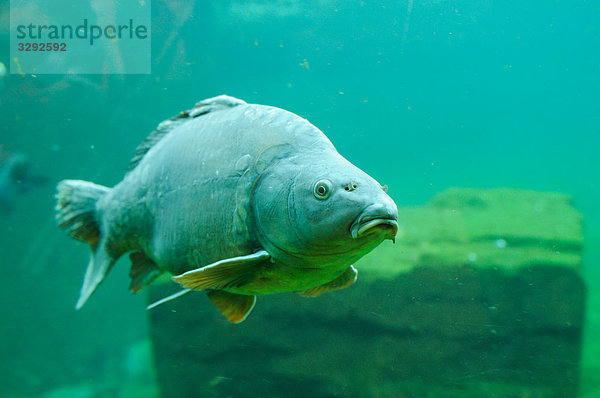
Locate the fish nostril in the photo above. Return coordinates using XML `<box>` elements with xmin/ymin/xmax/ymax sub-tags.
<box><xmin>344</xmin><ymin>182</ymin><xmax>358</xmax><ymax>192</ymax></box>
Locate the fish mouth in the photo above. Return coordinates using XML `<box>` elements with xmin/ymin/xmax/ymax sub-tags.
<box><xmin>350</xmin><ymin>204</ymin><xmax>399</xmax><ymax>241</ymax></box>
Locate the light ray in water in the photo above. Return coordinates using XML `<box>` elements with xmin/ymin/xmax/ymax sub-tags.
<box><xmin>401</xmin><ymin>0</ymin><xmax>414</xmax><ymax>54</ymax></box>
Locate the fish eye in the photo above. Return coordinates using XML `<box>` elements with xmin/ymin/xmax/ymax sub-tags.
<box><xmin>313</xmin><ymin>179</ymin><xmax>333</xmax><ymax>200</ymax></box>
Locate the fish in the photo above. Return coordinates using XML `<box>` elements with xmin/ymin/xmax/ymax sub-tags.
<box><xmin>0</xmin><ymin>151</ymin><xmax>46</xmax><ymax>213</ymax></box>
<box><xmin>55</xmin><ymin>95</ymin><xmax>398</xmax><ymax>323</ymax></box>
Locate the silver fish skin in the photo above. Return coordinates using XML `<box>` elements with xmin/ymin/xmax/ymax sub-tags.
<box><xmin>56</xmin><ymin>95</ymin><xmax>398</xmax><ymax>323</ymax></box>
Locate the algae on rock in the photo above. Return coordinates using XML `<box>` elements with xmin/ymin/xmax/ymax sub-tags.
<box><xmin>358</xmin><ymin>187</ymin><xmax>583</xmax><ymax>280</ymax></box>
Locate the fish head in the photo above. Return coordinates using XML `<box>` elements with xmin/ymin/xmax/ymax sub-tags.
<box><xmin>251</xmin><ymin>152</ymin><xmax>398</xmax><ymax>267</ymax></box>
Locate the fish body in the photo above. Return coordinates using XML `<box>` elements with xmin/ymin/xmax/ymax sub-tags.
<box><xmin>56</xmin><ymin>95</ymin><xmax>398</xmax><ymax>322</ymax></box>
<box><xmin>0</xmin><ymin>152</ymin><xmax>45</xmax><ymax>212</ymax></box>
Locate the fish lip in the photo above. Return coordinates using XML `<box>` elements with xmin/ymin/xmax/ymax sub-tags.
<box><xmin>350</xmin><ymin>211</ymin><xmax>398</xmax><ymax>240</ymax></box>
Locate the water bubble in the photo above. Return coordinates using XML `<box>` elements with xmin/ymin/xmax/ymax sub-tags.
<box><xmin>495</xmin><ymin>239</ymin><xmax>507</xmax><ymax>249</ymax></box>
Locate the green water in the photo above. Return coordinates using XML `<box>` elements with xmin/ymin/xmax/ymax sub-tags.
<box><xmin>0</xmin><ymin>1</ymin><xmax>599</xmax><ymax>397</ymax></box>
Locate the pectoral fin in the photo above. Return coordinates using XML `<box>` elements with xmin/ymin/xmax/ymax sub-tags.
<box><xmin>298</xmin><ymin>265</ymin><xmax>358</xmax><ymax>297</ymax></box>
<box><xmin>172</xmin><ymin>250</ymin><xmax>270</xmax><ymax>291</ymax></box>
<box><xmin>207</xmin><ymin>290</ymin><xmax>256</xmax><ymax>323</ymax></box>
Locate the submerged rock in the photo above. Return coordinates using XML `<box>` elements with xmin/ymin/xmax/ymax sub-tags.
<box><xmin>147</xmin><ymin>187</ymin><xmax>585</xmax><ymax>398</ymax></box>
<box><xmin>360</xmin><ymin>187</ymin><xmax>583</xmax><ymax>278</ymax></box>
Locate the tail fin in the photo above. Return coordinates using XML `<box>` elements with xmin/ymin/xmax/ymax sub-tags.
<box><xmin>55</xmin><ymin>180</ymin><xmax>114</xmax><ymax>309</ymax></box>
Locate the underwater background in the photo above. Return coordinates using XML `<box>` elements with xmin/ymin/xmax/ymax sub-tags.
<box><xmin>0</xmin><ymin>0</ymin><xmax>599</xmax><ymax>397</ymax></box>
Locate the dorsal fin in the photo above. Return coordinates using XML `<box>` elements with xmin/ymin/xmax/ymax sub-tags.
<box><xmin>127</xmin><ymin>95</ymin><xmax>246</xmax><ymax>170</ymax></box>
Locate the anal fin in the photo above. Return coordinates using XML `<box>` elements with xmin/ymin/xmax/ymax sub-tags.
<box><xmin>172</xmin><ymin>250</ymin><xmax>270</xmax><ymax>291</ymax></box>
<box><xmin>207</xmin><ymin>290</ymin><xmax>256</xmax><ymax>323</ymax></box>
<box><xmin>129</xmin><ymin>252</ymin><xmax>163</xmax><ymax>293</ymax></box>
<box><xmin>298</xmin><ymin>265</ymin><xmax>358</xmax><ymax>297</ymax></box>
